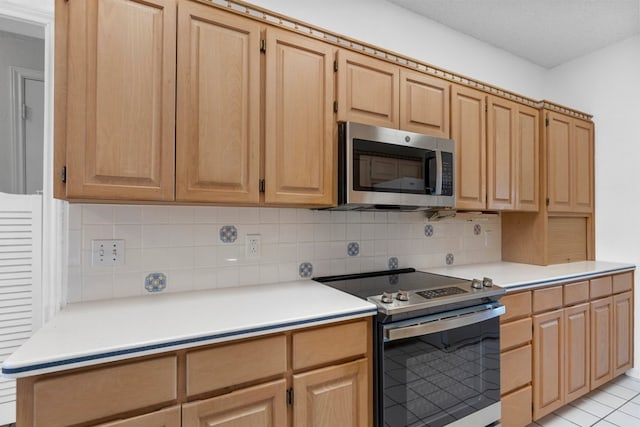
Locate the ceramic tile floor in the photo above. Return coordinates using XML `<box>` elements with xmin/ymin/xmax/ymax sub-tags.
<box><xmin>528</xmin><ymin>375</ymin><xmax>640</xmax><ymax>427</ymax></box>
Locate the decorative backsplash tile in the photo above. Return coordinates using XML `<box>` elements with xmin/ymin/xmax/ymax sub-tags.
<box><xmin>446</xmin><ymin>253</ymin><xmax>454</xmax><ymax>265</ymax></box>
<box><xmin>145</xmin><ymin>272</ymin><xmax>167</xmax><ymax>293</ymax></box>
<box><xmin>219</xmin><ymin>225</ymin><xmax>238</xmax><ymax>243</ymax></box>
<box><xmin>299</xmin><ymin>262</ymin><xmax>313</xmax><ymax>278</ymax></box>
<box><xmin>473</xmin><ymin>224</ymin><xmax>482</xmax><ymax>235</ymax></box>
<box><xmin>424</xmin><ymin>224</ymin><xmax>434</xmax><ymax>237</ymax></box>
<box><xmin>347</xmin><ymin>242</ymin><xmax>360</xmax><ymax>256</ymax></box>
<box><xmin>67</xmin><ymin>205</ymin><xmax>501</xmax><ymax>303</ymax></box>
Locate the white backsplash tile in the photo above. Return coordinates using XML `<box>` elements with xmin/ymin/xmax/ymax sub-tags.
<box><xmin>67</xmin><ymin>205</ymin><xmax>502</xmax><ymax>303</ymax></box>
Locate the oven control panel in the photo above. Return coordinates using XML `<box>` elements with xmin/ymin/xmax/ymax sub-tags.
<box><xmin>417</xmin><ymin>286</ymin><xmax>467</xmax><ymax>299</ymax></box>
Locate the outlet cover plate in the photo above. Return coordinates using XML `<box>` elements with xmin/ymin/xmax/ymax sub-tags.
<box><xmin>92</xmin><ymin>239</ymin><xmax>125</xmax><ymax>266</ymax></box>
<box><xmin>245</xmin><ymin>234</ymin><xmax>261</xmax><ymax>258</ymax></box>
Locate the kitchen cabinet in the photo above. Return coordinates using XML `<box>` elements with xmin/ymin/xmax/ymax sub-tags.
<box><xmin>486</xmin><ymin>96</ymin><xmax>539</xmax><ymax>211</ymax></box>
<box><xmin>501</xmin><ymin>271</ymin><xmax>634</xmax><ymax>427</ymax></box>
<box><xmin>451</xmin><ymin>85</ymin><xmax>486</xmax><ymax>210</ymax></box>
<box><xmin>182</xmin><ymin>380</ymin><xmax>287</xmax><ymax>427</ymax></box>
<box><xmin>546</xmin><ymin>111</ymin><xmax>594</xmax><ymax>213</ymax></box>
<box><xmin>264</xmin><ymin>29</ymin><xmax>336</xmax><ymax>206</ymax></box>
<box><xmin>16</xmin><ymin>318</ymin><xmax>371</xmax><ymax>427</ymax></box>
<box><xmin>336</xmin><ymin>50</ymin><xmax>450</xmax><ymax>138</ymax></box>
<box><xmin>55</xmin><ymin>0</ymin><xmax>176</xmax><ymax>201</ymax></box>
<box><xmin>175</xmin><ymin>1</ymin><xmax>261</xmax><ymax>204</ymax></box>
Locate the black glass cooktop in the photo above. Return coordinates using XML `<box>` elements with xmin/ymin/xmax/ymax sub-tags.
<box><xmin>313</xmin><ymin>268</ymin><xmax>469</xmax><ymax>299</ymax></box>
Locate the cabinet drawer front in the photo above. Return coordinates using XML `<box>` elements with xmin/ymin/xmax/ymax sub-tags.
<box><xmin>96</xmin><ymin>405</ymin><xmax>181</xmax><ymax>427</ymax></box>
<box><xmin>186</xmin><ymin>335</ymin><xmax>286</xmax><ymax>397</ymax></box>
<box><xmin>501</xmin><ymin>317</ymin><xmax>532</xmax><ymax>351</ymax></box>
<box><xmin>591</xmin><ymin>276</ymin><xmax>613</xmax><ymax>299</ymax></box>
<box><xmin>564</xmin><ymin>281</ymin><xmax>589</xmax><ymax>306</ymax></box>
<box><xmin>501</xmin><ymin>386</ymin><xmax>532</xmax><ymax>427</ymax></box>
<box><xmin>293</xmin><ymin>320</ymin><xmax>368</xmax><ymax>370</ymax></box>
<box><xmin>501</xmin><ymin>291</ymin><xmax>532</xmax><ymax>323</ymax></box>
<box><xmin>501</xmin><ymin>344</ymin><xmax>532</xmax><ymax>394</ymax></box>
<box><xmin>613</xmin><ymin>272</ymin><xmax>633</xmax><ymax>294</ymax></box>
<box><xmin>533</xmin><ymin>286</ymin><xmax>563</xmax><ymax>313</ymax></box>
<box><xmin>33</xmin><ymin>356</ymin><xmax>177</xmax><ymax>427</ymax></box>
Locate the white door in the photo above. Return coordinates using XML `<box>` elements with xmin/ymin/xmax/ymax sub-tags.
<box><xmin>24</xmin><ymin>78</ymin><xmax>44</xmax><ymax>195</ymax></box>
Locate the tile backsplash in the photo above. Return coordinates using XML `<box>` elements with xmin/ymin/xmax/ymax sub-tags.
<box><xmin>66</xmin><ymin>205</ymin><xmax>501</xmax><ymax>303</ymax></box>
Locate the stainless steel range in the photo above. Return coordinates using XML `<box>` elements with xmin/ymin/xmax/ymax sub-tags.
<box><xmin>314</xmin><ymin>268</ymin><xmax>505</xmax><ymax>427</ymax></box>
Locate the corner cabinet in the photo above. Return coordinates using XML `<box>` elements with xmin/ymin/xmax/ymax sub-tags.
<box><xmin>16</xmin><ymin>318</ymin><xmax>372</xmax><ymax>427</ymax></box>
<box><xmin>55</xmin><ymin>0</ymin><xmax>176</xmax><ymax>201</ymax></box>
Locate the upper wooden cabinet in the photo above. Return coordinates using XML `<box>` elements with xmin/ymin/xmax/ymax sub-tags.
<box><xmin>57</xmin><ymin>0</ymin><xmax>176</xmax><ymax>201</ymax></box>
<box><xmin>264</xmin><ymin>29</ymin><xmax>336</xmax><ymax>206</ymax></box>
<box><xmin>546</xmin><ymin>111</ymin><xmax>594</xmax><ymax>213</ymax></box>
<box><xmin>175</xmin><ymin>1</ymin><xmax>261</xmax><ymax>204</ymax></box>
<box><xmin>451</xmin><ymin>85</ymin><xmax>486</xmax><ymax>210</ymax></box>
<box><xmin>399</xmin><ymin>69</ymin><xmax>450</xmax><ymax>137</ymax></box>
<box><xmin>336</xmin><ymin>50</ymin><xmax>450</xmax><ymax>138</ymax></box>
<box><xmin>486</xmin><ymin>96</ymin><xmax>539</xmax><ymax>211</ymax></box>
<box><xmin>336</xmin><ymin>50</ymin><xmax>399</xmax><ymax>128</ymax></box>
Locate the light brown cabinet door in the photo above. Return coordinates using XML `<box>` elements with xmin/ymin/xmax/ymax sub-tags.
<box><xmin>487</xmin><ymin>96</ymin><xmax>515</xmax><ymax>210</ymax></box>
<box><xmin>451</xmin><ymin>85</ymin><xmax>486</xmax><ymax>210</ymax></box>
<box><xmin>175</xmin><ymin>1</ymin><xmax>260</xmax><ymax>203</ymax></box>
<box><xmin>573</xmin><ymin>119</ymin><xmax>594</xmax><ymax>213</ymax></box>
<box><xmin>97</xmin><ymin>406</ymin><xmax>180</xmax><ymax>427</ymax></box>
<box><xmin>590</xmin><ymin>297</ymin><xmax>613</xmax><ymax>389</ymax></box>
<box><xmin>65</xmin><ymin>0</ymin><xmax>176</xmax><ymax>201</ymax></box>
<box><xmin>613</xmin><ymin>291</ymin><xmax>633</xmax><ymax>377</ymax></box>
<box><xmin>293</xmin><ymin>359</ymin><xmax>368</xmax><ymax>427</ymax></box>
<box><xmin>515</xmin><ymin>104</ymin><xmax>539</xmax><ymax>211</ymax></box>
<box><xmin>337</xmin><ymin>50</ymin><xmax>399</xmax><ymax>128</ymax></box>
<box><xmin>533</xmin><ymin>309</ymin><xmax>564</xmax><ymax>420</ymax></box>
<box><xmin>546</xmin><ymin>112</ymin><xmax>572</xmax><ymax>212</ymax></box>
<box><xmin>564</xmin><ymin>303</ymin><xmax>590</xmax><ymax>402</ymax></box>
<box><xmin>182</xmin><ymin>379</ymin><xmax>286</xmax><ymax>427</ymax></box>
<box><xmin>265</xmin><ymin>29</ymin><xmax>335</xmax><ymax>206</ymax></box>
<box><xmin>399</xmin><ymin>70</ymin><xmax>449</xmax><ymax>137</ymax></box>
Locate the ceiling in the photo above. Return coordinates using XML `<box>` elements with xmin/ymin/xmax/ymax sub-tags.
<box><xmin>388</xmin><ymin>0</ymin><xmax>640</xmax><ymax>68</ymax></box>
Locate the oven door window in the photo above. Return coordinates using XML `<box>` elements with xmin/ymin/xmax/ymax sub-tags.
<box><xmin>353</xmin><ymin>139</ymin><xmax>436</xmax><ymax>195</ymax></box>
<box><xmin>382</xmin><ymin>317</ymin><xmax>500</xmax><ymax>427</ymax></box>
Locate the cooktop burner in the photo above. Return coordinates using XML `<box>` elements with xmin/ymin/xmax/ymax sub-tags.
<box><xmin>314</xmin><ymin>268</ymin><xmax>504</xmax><ymax>316</ymax></box>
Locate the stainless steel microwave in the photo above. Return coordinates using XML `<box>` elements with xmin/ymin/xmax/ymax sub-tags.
<box><xmin>333</xmin><ymin>122</ymin><xmax>455</xmax><ymax>211</ymax></box>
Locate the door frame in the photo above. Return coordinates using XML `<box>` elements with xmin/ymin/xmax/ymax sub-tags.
<box><xmin>0</xmin><ymin>1</ymin><xmax>65</xmax><ymax>324</ymax></box>
<box><xmin>10</xmin><ymin>66</ymin><xmax>45</xmax><ymax>194</ymax></box>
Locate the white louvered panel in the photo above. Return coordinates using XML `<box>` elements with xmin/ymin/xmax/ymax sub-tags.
<box><xmin>0</xmin><ymin>193</ymin><xmax>42</xmax><ymax>424</ymax></box>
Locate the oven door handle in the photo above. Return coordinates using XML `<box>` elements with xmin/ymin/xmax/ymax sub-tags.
<box><xmin>384</xmin><ymin>304</ymin><xmax>505</xmax><ymax>341</ymax></box>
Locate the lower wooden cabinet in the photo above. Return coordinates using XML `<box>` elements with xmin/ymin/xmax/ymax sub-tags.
<box><xmin>293</xmin><ymin>359</ymin><xmax>368</xmax><ymax>427</ymax></box>
<box><xmin>501</xmin><ymin>386</ymin><xmax>532</xmax><ymax>427</ymax></box>
<box><xmin>533</xmin><ymin>309</ymin><xmax>564</xmax><ymax>419</ymax></box>
<box><xmin>98</xmin><ymin>406</ymin><xmax>181</xmax><ymax>427</ymax></box>
<box><xmin>591</xmin><ymin>297</ymin><xmax>613</xmax><ymax>389</ymax></box>
<box><xmin>613</xmin><ymin>291</ymin><xmax>634</xmax><ymax>377</ymax></box>
<box><xmin>564</xmin><ymin>303</ymin><xmax>590</xmax><ymax>402</ymax></box>
<box><xmin>182</xmin><ymin>380</ymin><xmax>286</xmax><ymax>427</ymax></box>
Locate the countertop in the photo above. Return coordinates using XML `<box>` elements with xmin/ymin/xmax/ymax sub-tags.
<box><xmin>1</xmin><ymin>281</ymin><xmax>377</xmax><ymax>379</ymax></box>
<box><xmin>424</xmin><ymin>260</ymin><xmax>635</xmax><ymax>292</ymax></box>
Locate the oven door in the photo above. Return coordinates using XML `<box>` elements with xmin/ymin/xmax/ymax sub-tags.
<box><xmin>378</xmin><ymin>302</ymin><xmax>504</xmax><ymax>427</ymax></box>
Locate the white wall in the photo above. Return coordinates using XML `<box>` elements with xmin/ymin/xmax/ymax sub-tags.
<box><xmin>249</xmin><ymin>0</ymin><xmax>546</xmax><ymax>98</ymax></box>
<box><xmin>545</xmin><ymin>34</ymin><xmax>640</xmax><ymax>376</ymax></box>
<box><xmin>0</xmin><ymin>30</ymin><xmax>44</xmax><ymax>193</ymax></box>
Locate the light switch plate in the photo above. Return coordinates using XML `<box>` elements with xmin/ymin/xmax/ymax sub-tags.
<box><xmin>92</xmin><ymin>239</ymin><xmax>125</xmax><ymax>266</ymax></box>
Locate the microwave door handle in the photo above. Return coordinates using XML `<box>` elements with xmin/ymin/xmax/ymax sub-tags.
<box><xmin>435</xmin><ymin>150</ymin><xmax>443</xmax><ymax>195</ymax></box>
<box><xmin>384</xmin><ymin>305</ymin><xmax>505</xmax><ymax>342</ymax></box>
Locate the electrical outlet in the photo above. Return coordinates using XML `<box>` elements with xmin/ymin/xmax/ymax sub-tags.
<box><xmin>245</xmin><ymin>234</ymin><xmax>261</xmax><ymax>258</ymax></box>
<box><xmin>92</xmin><ymin>239</ymin><xmax>125</xmax><ymax>266</ymax></box>
<box><xmin>484</xmin><ymin>230</ymin><xmax>494</xmax><ymax>247</ymax></box>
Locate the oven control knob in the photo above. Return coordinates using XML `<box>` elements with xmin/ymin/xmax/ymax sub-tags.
<box><xmin>396</xmin><ymin>290</ymin><xmax>409</xmax><ymax>301</ymax></box>
<box><xmin>381</xmin><ymin>292</ymin><xmax>394</xmax><ymax>304</ymax></box>
<box><xmin>483</xmin><ymin>277</ymin><xmax>494</xmax><ymax>287</ymax></box>
<box><xmin>471</xmin><ymin>279</ymin><xmax>483</xmax><ymax>289</ymax></box>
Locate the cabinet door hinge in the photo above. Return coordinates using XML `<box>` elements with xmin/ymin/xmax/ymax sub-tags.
<box><xmin>333</xmin><ymin>60</ymin><xmax>338</xmax><ymax>72</ymax></box>
<box><xmin>484</xmin><ymin>102</ymin><xmax>488</xmax><ymax>113</ymax></box>
<box><xmin>260</xmin><ymin>39</ymin><xmax>266</xmax><ymax>53</ymax></box>
<box><xmin>546</xmin><ymin>197</ymin><xmax>550</xmax><ymax>207</ymax></box>
<box><xmin>286</xmin><ymin>388</ymin><xmax>294</xmax><ymax>405</ymax></box>
<box><xmin>545</xmin><ymin>114</ymin><xmax>549</xmax><ymax>127</ymax></box>
<box><xmin>22</xmin><ymin>103</ymin><xmax>28</xmax><ymax>120</ymax></box>
<box><xmin>61</xmin><ymin>166</ymin><xmax>67</xmax><ymax>183</ymax></box>
<box><xmin>259</xmin><ymin>179</ymin><xmax>265</xmax><ymax>193</ymax></box>
<box><xmin>333</xmin><ymin>101</ymin><xmax>338</xmax><ymax>113</ymax></box>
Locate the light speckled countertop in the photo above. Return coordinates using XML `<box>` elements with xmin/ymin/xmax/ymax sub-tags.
<box><xmin>423</xmin><ymin>260</ymin><xmax>635</xmax><ymax>292</ymax></box>
<box><xmin>2</xmin><ymin>281</ymin><xmax>376</xmax><ymax>378</ymax></box>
